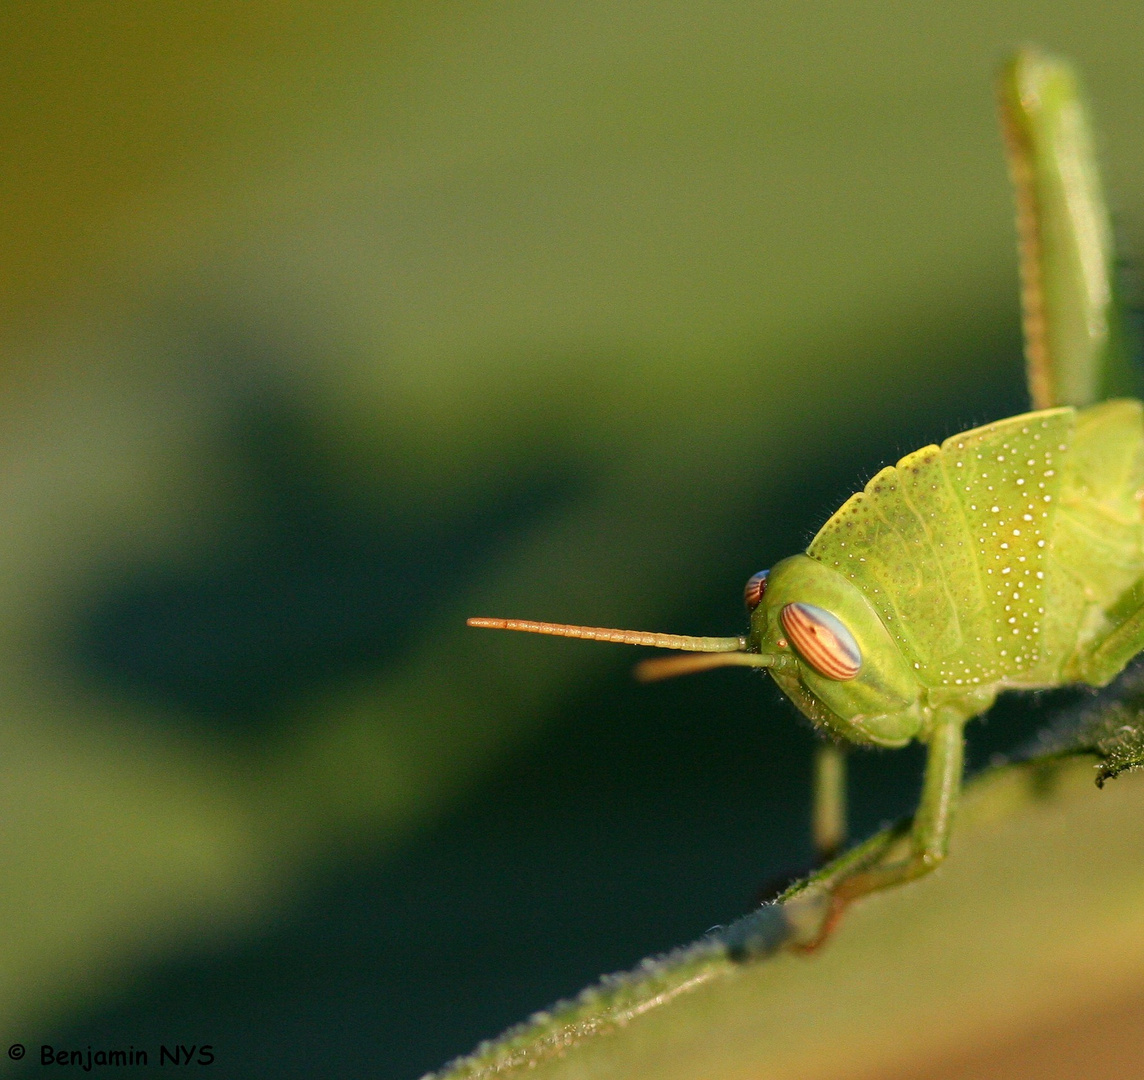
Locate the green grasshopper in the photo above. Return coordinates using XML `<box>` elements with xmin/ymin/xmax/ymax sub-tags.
<box><xmin>469</xmin><ymin>49</ymin><xmax>1143</xmax><ymax>940</ymax></box>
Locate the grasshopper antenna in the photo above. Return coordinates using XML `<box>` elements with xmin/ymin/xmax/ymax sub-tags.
<box><xmin>466</xmin><ymin>617</ymin><xmax>776</xmax><ymax>681</ymax></box>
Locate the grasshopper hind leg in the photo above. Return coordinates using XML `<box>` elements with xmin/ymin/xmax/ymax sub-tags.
<box><xmin>1071</xmin><ymin>576</ymin><xmax>1144</xmax><ymax>686</ymax></box>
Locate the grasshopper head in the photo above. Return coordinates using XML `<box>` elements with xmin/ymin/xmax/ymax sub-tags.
<box><xmin>747</xmin><ymin>554</ymin><xmax>926</xmax><ymax>747</ymax></box>
<box><xmin>468</xmin><ymin>553</ymin><xmax>928</xmax><ymax>748</ymax></box>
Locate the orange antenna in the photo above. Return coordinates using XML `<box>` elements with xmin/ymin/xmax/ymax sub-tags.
<box><xmin>634</xmin><ymin>651</ymin><xmax>776</xmax><ymax>682</ymax></box>
<box><xmin>466</xmin><ymin>617</ymin><xmax>746</xmax><ymax>653</ymax></box>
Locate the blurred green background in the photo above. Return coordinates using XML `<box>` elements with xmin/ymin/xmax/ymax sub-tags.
<box><xmin>0</xmin><ymin>3</ymin><xmax>1142</xmax><ymax>1077</ymax></box>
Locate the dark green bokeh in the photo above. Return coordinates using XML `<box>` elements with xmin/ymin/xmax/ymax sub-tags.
<box><xmin>18</xmin><ymin>309</ymin><xmax>1036</xmax><ymax>1079</ymax></box>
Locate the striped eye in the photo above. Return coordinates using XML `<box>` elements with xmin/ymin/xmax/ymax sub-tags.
<box><xmin>743</xmin><ymin>569</ymin><xmax>770</xmax><ymax>611</ymax></box>
<box><xmin>780</xmin><ymin>603</ymin><xmax>862</xmax><ymax>680</ymax></box>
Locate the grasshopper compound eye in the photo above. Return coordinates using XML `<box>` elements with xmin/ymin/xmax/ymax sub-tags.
<box><xmin>780</xmin><ymin>603</ymin><xmax>862</xmax><ymax>680</ymax></box>
<box><xmin>743</xmin><ymin>569</ymin><xmax>770</xmax><ymax>611</ymax></box>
